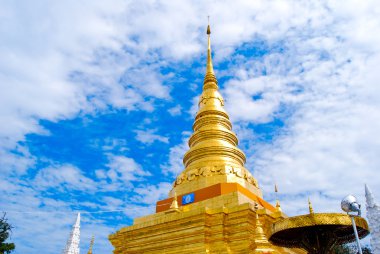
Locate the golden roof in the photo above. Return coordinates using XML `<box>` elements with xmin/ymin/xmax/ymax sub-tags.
<box><xmin>269</xmin><ymin>213</ymin><xmax>369</xmax><ymax>250</ymax></box>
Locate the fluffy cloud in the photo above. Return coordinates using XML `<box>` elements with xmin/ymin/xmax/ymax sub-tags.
<box><xmin>1</xmin><ymin>0</ymin><xmax>380</xmax><ymax>253</ymax></box>
<box><xmin>35</xmin><ymin>164</ymin><xmax>96</xmax><ymax>191</ymax></box>
<box><xmin>0</xmin><ymin>0</ymin><xmax>174</xmax><ymax>166</ymax></box>
<box><xmin>161</xmin><ymin>132</ymin><xmax>191</xmax><ymax>176</ymax></box>
<box><xmin>220</xmin><ymin>0</ymin><xmax>380</xmax><ymax>215</ymax></box>
<box><xmin>135</xmin><ymin>129</ymin><xmax>169</xmax><ymax>145</ymax></box>
<box><xmin>132</xmin><ymin>182</ymin><xmax>172</xmax><ymax>204</ymax></box>
<box><xmin>168</xmin><ymin>105</ymin><xmax>182</xmax><ymax>116</ymax></box>
<box><xmin>105</xmin><ymin>155</ymin><xmax>151</xmax><ymax>182</ymax></box>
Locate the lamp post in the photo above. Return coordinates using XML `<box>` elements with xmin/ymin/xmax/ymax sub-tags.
<box><xmin>341</xmin><ymin>195</ymin><xmax>363</xmax><ymax>254</ymax></box>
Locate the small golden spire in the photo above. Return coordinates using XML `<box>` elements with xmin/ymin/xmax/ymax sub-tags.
<box><xmin>254</xmin><ymin>213</ymin><xmax>267</xmax><ymax>241</ymax></box>
<box><xmin>87</xmin><ymin>235</ymin><xmax>94</xmax><ymax>254</ymax></box>
<box><xmin>308</xmin><ymin>198</ymin><xmax>314</xmax><ymax>214</ymax></box>
<box><xmin>254</xmin><ymin>213</ymin><xmax>275</xmax><ymax>253</ymax></box>
<box><xmin>170</xmin><ymin>192</ymin><xmax>179</xmax><ymax>210</ymax></box>
<box><xmin>274</xmin><ymin>184</ymin><xmax>281</xmax><ymax>212</ymax></box>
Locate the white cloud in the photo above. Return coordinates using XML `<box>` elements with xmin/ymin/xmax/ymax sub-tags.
<box><xmin>161</xmin><ymin>132</ymin><xmax>191</xmax><ymax>176</ymax></box>
<box><xmin>1</xmin><ymin>0</ymin><xmax>380</xmax><ymax>253</ymax></box>
<box><xmin>102</xmin><ymin>196</ymin><xmax>124</xmax><ymax>209</ymax></box>
<box><xmin>135</xmin><ymin>129</ymin><xmax>169</xmax><ymax>145</ymax></box>
<box><xmin>105</xmin><ymin>155</ymin><xmax>151</xmax><ymax>182</ymax></box>
<box><xmin>89</xmin><ymin>137</ymin><xmax>129</xmax><ymax>152</ymax></box>
<box><xmin>0</xmin><ymin>0</ymin><xmax>175</xmax><ymax>176</ymax></box>
<box><xmin>132</xmin><ymin>182</ymin><xmax>172</xmax><ymax>204</ymax></box>
<box><xmin>216</xmin><ymin>0</ymin><xmax>380</xmax><ymax>217</ymax></box>
<box><xmin>34</xmin><ymin>164</ymin><xmax>96</xmax><ymax>191</ymax></box>
<box><xmin>168</xmin><ymin>105</ymin><xmax>182</xmax><ymax>116</ymax></box>
<box><xmin>0</xmin><ymin>144</ymin><xmax>35</xmax><ymax>176</ymax></box>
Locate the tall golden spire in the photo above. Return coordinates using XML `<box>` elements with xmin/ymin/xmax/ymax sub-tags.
<box><xmin>170</xmin><ymin>24</ymin><xmax>260</xmax><ymax>197</ymax></box>
<box><xmin>204</xmin><ymin>23</ymin><xmax>218</xmax><ymax>90</ymax></box>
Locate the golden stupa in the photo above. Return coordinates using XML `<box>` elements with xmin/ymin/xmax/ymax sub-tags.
<box><xmin>109</xmin><ymin>25</ymin><xmax>305</xmax><ymax>254</ymax></box>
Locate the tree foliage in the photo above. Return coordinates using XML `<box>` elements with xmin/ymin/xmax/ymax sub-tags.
<box><xmin>0</xmin><ymin>213</ymin><xmax>15</xmax><ymax>254</ymax></box>
<box><xmin>332</xmin><ymin>243</ymin><xmax>372</xmax><ymax>254</ymax></box>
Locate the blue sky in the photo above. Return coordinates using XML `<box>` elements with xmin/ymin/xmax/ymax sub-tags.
<box><xmin>1</xmin><ymin>0</ymin><xmax>380</xmax><ymax>253</ymax></box>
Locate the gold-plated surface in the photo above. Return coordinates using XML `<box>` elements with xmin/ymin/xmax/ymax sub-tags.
<box><xmin>269</xmin><ymin>213</ymin><xmax>370</xmax><ymax>254</ymax></box>
<box><xmin>157</xmin><ymin>183</ymin><xmax>276</xmax><ymax>213</ymax></box>
<box><xmin>110</xmin><ymin>199</ymin><xmax>305</xmax><ymax>254</ymax></box>
<box><xmin>275</xmin><ymin>200</ymin><xmax>282</xmax><ymax>213</ymax></box>
<box><xmin>170</xmin><ymin>24</ymin><xmax>260</xmax><ymax>198</ymax></box>
<box><xmin>271</xmin><ymin>213</ymin><xmax>368</xmax><ymax>234</ymax></box>
<box><xmin>172</xmin><ymin>165</ymin><xmax>260</xmax><ymax>197</ymax></box>
<box><xmin>254</xmin><ymin>213</ymin><xmax>278</xmax><ymax>253</ymax></box>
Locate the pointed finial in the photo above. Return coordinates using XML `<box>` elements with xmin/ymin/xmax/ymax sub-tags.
<box><xmin>274</xmin><ymin>184</ymin><xmax>282</xmax><ymax>212</ymax></box>
<box><xmin>308</xmin><ymin>198</ymin><xmax>314</xmax><ymax>214</ymax></box>
<box><xmin>254</xmin><ymin>212</ymin><xmax>272</xmax><ymax>247</ymax></box>
<box><xmin>87</xmin><ymin>235</ymin><xmax>94</xmax><ymax>254</ymax></box>
<box><xmin>170</xmin><ymin>192</ymin><xmax>179</xmax><ymax>210</ymax></box>
<box><xmin>255</xmin><ymin>212</ymin><xmax>262</xmax><ymax>226</ymax></box>
<box><xmin>203</xmin><ymin>19</ymin><xmax>218</xmax><ymax>90</ymax></box>
<box><xmin>275</xmin><ymin>200</ymin><xmax>282</xmax><ymax>212</ymax></box>
<box><xmin>207</xmin><ymin>16</ymin><xmax>211</xmax><ymax>35</ymax></box>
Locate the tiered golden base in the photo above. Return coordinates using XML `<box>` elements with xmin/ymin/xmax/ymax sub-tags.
<box><xmin>109</xmin><ymin>184</ymin><xmax>305</xmax><ymax>254</ymax></box>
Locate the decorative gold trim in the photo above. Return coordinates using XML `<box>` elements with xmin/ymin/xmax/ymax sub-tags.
<box><xmin>270</xmin><ymin>213</ymin><xmax>369</xmax><ymax>236</ymax></box>
<box><xmin>174</xmin><ymin>165</ymin><xmax>258</xmax><ymax>187</ymax></box>
<box><xmin>188</xmin><ymin>129</ymin><xmax>238</xmax><ymax>147</ymax></box>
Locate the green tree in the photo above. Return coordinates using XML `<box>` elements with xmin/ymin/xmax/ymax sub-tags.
<box><xmin>0</xmin><ymin>213</ymin><xmax>15</xmax><ymax>254</ymax></box>
<box><xmin>333</xmin><ymin>244</ymin><xmax>354</xmax><ymax>254</ymax></box>
<box><xmin>333</xmin><ymin>244</ymin><xmax>372</xmax><ymax>254</ymax></box>
<box><xmin>362</xmin><ymin>247</ymin><xmax>373</xmax><ymax>254</ymax></box>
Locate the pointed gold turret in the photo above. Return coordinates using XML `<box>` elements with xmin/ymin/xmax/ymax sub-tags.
<box><xmin>275</xmin><ymin>184</ymin><xmax>282</xmax><ymax>212</ymax></box>
<box><xmin>169</xmin><ymin>192</ymin><xmax>179</xmax><ymax>210</ymax></box>
<box><xmin>170</xmin><ymin>25</ymin><xmax>261</xmax><ymax>197</ymax></box>
<box><xmin>254</xmin><ymin>213</ymin><xmax>276</xmax><ymax>253</ymax></box>
<box><xmin>87</xmin><ymin>235</ymin><xmax>94</xmax><ymax>254</ymax></box>
<box><xmin>308</xmin><ymin>198</ymin><xmax>314</xmax><ymax>214</ymax></box>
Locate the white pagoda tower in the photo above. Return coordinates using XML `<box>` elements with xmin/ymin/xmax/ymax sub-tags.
<box><xmin>365</xmin><ymin>185</ymin><xmax>380</xmax><ymax>254</ymax></box>
<box><xmin>63</xmin><ymin>213</ymin><xmax>81</xmax><ymax>254</ymax></box>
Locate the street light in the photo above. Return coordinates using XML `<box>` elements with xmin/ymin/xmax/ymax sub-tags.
<box><xmin>341</xmin><ymin>195</ymin><xmax>363</xmax><ymax>254</ymax></box>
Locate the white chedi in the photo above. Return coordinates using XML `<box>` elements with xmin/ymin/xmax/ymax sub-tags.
<box><xmin>365</xmin><ymin>185</ymin><xmax>380</xmax><ymax>254</ymax></box>
<box><xmin>63</xmin><ymin>213</ymin><xmax>80</xmax><ymax>254</ymax></box>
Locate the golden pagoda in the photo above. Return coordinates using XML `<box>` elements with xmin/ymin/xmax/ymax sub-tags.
<box><xmin>109</xmin><ymin>25</ymin><xmax>305</xmax><ymax>254</ymax></box>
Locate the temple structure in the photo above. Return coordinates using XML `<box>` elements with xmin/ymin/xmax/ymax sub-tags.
<box><xmin>109</xmin><ymin>25</ymin><xmax>304</xmax><ymax>254</ymax></box>
<box><xmin>365</xmin><ymin>184</ymin><xmax>380</xmax><ymax>254</ymax></box>
<box><xmin>63</xmin><ymin>213</ymin><xmax>80</xmax><ymax>254</ymax></box>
